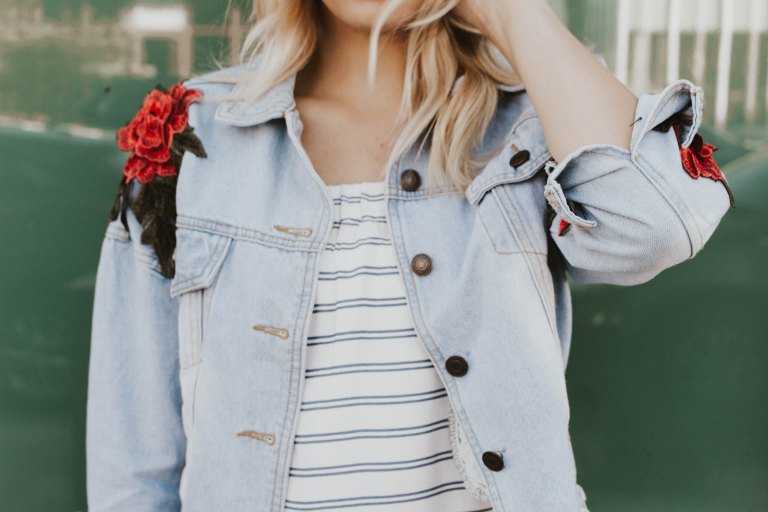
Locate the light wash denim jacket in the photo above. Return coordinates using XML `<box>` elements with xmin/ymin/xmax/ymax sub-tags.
<box><xmin>86</xmin><ymin>61</ymin><xmax>733</xmax><ymax>512</ymax></box>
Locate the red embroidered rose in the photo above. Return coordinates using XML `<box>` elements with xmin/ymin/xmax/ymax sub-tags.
<box><xmin>116</xmin><ymin>82</ymin><xmax>204</xmax><ymax>184</ymax></box>
<box><xmin>109</xmin><ymin>82</ymin><xmax>207</xmax><ymax>278</ymax></box>
<box><xmin>671</xmin><ymin>122</ymin><xmax>736</xmax><ymax>208</ymax></box>
<box><xmin>674</xmin><ymin>123</ymin><xmax>720</xmax><ymax>180</ymax></box>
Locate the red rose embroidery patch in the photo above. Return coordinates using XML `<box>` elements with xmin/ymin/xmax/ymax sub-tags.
<box><xmin>668</xmin><ymin>119</ymin><xmax>736</xmax><ymax>208</ymax></box>
<box><xmin>116</xmin><ymin>82</ymin><xmax>206</xmax><ymax>184</ymax></box>
<box><xmin>108</xmin><ymin>81</ymin><xmax>208</xmax><ymax>278</ymax></box>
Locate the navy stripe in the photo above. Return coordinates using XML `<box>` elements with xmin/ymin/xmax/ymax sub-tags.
<box><xmin>295</xmin><ymin>418</ymin><xmax>448</xmax><ymax>439</ymax></box>
<box><xmin>289</xmin><ymin>454</ymin><xmax>455</xmax><ymax>478</ymax></box>
<box><xmin>318</xmin><ymin>271</ymin><xmax>400</xmax><ymax>281</ymax></box>
<box><xmin>305</xmin><ymin>359</ymin><xmax>433</xmax><ymax>379</ymax></box>
<box><xmin>306</xmin><ymin>359</ymin><xmax>432</xmax><ymax>373</ymax></box>
<box><xmin>312</xmin><ymin>301</ymin><xmax>408</xmax><ymax>313</ymax></box>
<box><xmin>311</xmin><ymin>296</ymin><xmax>408</xmax><ymax>313</ymax></box>
<box><xmin>323</xmin><ymin>243</ymin><xmax>392</xmax><ymax>252</ymax></box>
<box><xmin>312</xmin><ymin>303</ymin><xmax>408</xmax><ymax>313</ymax></box>
<box><xmin>313</xmin><ymin>297</ymin><xmax>406</xmax><ymax>307</ymax></box>
<box><xmin>292</xmin><ymin>424</ymin><xmax>449</xmax><ymax>444</ymax></box>
<box><xmin>304</xmin><ymin>365</ymin><xmax>434</xmax><ymax>379</ymax></box>
<box><xmin>291</xmin><ymin>449</ymin><xmax>452</xmax><ymax>471</ymax></box>
<box><xmin>325</xmin><ymin>236</ymin><xmax>391</xmax><ymax>246</ymax></box>
<box><xmin>284</xmin><ymin>481</ymin><xmax>467</xmax><ymax>510</ymax></box>
<box><xmin>332</xmin><ymin>215</ymin><xmax>387</xmax><ymax>227</ymax></box>
<box><xmin>290</xmin><ymin>450</ymin><xmax>451</xmax><ymax>471</ymax></box>
<box><xmin>333</xmin><ymin>193</ymin><xmax>385</xmax><ymax>204</ymax></box>
<box><xmin>318</xmin><ymin>264</ymin><xmax>398</xmax><ymax>276</ymax></box>
<box><xmin>323</xmin><ymin>237</ymin><xmax>392</xmax><ymax>251</ymax></box>
<box><xmin>317</xmin><ymin>265</ymin><xmax>400</xmax><ymax>281</ymax></box>
<box><xmin>301</xmin><ymin>388</ymin><xmax>446</xmax><ymax>406</ymax></box>
<box><xmin>306</xmin><ymin>333</ymin><xmax>418</xmax><ymax>347</ymax></box>
<box><xmin>307</xmin><ymin>327</ymin><xmax>416</xmax><ymax>346</ymax></box>
<box><xmin>308</xmin><ymin>327</ymin><xmax>414</xmax><ymax>341</ymax></box>
<box><xmin>301</xmin><ymin>393</ymin><xmax>449</xmax><ymax>412</ymax></box>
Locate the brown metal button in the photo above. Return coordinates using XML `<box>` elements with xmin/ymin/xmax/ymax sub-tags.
<box><xmin>400</xmin><ymin>169</ymin><xmax>422</xmax><ymax>191</ymax></box>
<box><xmin>509</xmin><ymin>149</ymin><xmax>530</xmax><ymax>168</ymax></box>
<box><xmin>410</xmin><ymin>253</ymin><xmax>432</xmax><ymax>276</ymax></box>
<box><xmin>445</xmin><ymin>355</ymin><xmax>468</xmax><ymax>377</ymax></box>
<box><xmin>482</xmin><ymin>450</ymin><xmax>504</xmax><ymax>471</ymax></box>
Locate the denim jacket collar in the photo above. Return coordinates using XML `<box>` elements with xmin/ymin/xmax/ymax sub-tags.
<box><xmin>210</xmin><ymin>63</ymin><xmax>526</xmax><ymax>128</ymax></box>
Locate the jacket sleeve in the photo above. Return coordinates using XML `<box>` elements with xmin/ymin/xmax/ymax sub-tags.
<box><xmin>542</xmin><ymin>78</ymin><xmax>734</xmax><ymax>285</ymax></box>
<box><xmin>86</xmin><ymin>180</ymin><xmax>185</xmax><ymax>511</ymax></box>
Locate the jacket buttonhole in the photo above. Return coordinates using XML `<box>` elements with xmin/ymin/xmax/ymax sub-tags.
<box><xmin>236</xmin><ymin>431</ymin><xmax>277</xmax><ymax>445</ymax></box>
<box><xmin>252</xmin><ymin>325</ymin><xmax>290</xmax><ymax>339</ymax></box>
<box><xmin>274</xmin><ymin>224</ymin><xmax>313</xmax><ymax>237</ymax></box>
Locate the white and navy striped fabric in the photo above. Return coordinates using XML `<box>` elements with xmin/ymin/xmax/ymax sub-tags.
<box><xmin>283</xmin><ymin>180</ymin><xmax>493</xmax><ymax>512</ymax></box>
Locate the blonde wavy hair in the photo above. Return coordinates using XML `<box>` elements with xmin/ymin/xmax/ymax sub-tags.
<box><xmin>207</xmin><ymin>0</ymin><xmax>523</xmax><ymax>193</ymax></box>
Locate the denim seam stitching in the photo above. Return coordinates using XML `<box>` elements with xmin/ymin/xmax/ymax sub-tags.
<box><xmin>493</xmin><ymin>188</ymin><xmax>561</xmax><ymax>345</ymax></box>
<box><xmin>635</xmin><ymin>151</ymin><xmax>701</xmax><ymax>258</ymax></box>
<box><xmin>634</xmin><ymin>81</ymin><xmax>698</xmax><ymax>152</ymax></box>
<box><xmin>468</xmin><ymin>150</ymin><xmax>551</xmax><ymax>205</ymax></box>
<box><xmin>271</xmin><ymin>248</ymin><xmax>314</xmax><ymax>511</ymax></box>
<box><xmin>631</xmin><ymin>154</ymin><xmax>697</xmax><ymax>259</ymax></box>
<box><xmin>105</xmin><ymin>221</ymin><xmax>130</xmax><ymax>242</ymax></box>
<box><xmin>177</xmin><ymin>215</ymin><xmax>324</xmax><ymax>251</ymax></box>
<box><xmin>170</xmin><ymin>235</ymin><xmax>232</xmax><ymax>297</ymax></box>
<box><xmin>131</xmin><ymin>248</ymin><xmax>165</xmax><ymax>275</ymax></box>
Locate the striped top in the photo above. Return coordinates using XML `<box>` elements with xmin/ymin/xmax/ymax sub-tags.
<box><xmin>283</xmin><ymin>180</ymin><xmax>493</xmax><ymax>512</ymax></box>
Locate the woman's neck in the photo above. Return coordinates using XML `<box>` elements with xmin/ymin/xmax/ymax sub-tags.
<box><xmin>295</xmin><ymin>8</ymin><xmax>407</xmax><ymax>114</ymax></box>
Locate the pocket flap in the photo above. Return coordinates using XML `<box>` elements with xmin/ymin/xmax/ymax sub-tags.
<box><xmin>170</xmin><ymin>227</ymin><xmax>233</xmax><ymax>298</ymax></box>
<box><xmin>465</xmin><ymin>111</ymin><xmax>552</xmax><ymax>205</ymax></box>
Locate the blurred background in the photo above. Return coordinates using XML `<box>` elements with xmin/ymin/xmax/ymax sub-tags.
<box><xmin>0</xmin><ymin>0</ymin><xmax>766</xmax><ymax>510</ymax></box>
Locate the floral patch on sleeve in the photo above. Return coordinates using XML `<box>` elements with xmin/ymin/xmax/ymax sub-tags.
<box><xmin>108</xmin><ymin>82</ymin><xmax>207</xmax><ymax>278</ymax></box>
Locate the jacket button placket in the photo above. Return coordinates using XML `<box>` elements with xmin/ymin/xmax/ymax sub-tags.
<box><xmin>399</xmin><ymin>165</ymin><xmax>506</xmax><ymax>476</ymax></box>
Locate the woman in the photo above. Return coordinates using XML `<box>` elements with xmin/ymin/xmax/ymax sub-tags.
<box><xmin>86</xmin><ymin>1</ymin><xmax>734</xmax><ymax>511</ymax></box>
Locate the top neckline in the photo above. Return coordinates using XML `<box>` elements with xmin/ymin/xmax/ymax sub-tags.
<box><xmin>324</xmin><ymin>180</ymin><xmax>387</xmax><ymax>194</ymax></box>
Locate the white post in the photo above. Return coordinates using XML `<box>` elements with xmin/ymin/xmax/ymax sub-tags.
<box><xmin>667</xmin><ymin>0</ymin><xmax>682</xmax><ymax>83</ymax></box>
<box><xmin>692</xmin><ymin>0</ymin><xmax>709</xmax><ymax>86</ymax></box>
<box><xmin>632</xmin><ymin>1</ymin><xmax>655</xmax><ymax>92</ymax></box>
<box><xmin>615</xmin><ymin>0</ymin><xmax>632</xmax><ymax>85</ymax></box>
<box><xmin>177</xmin><ymin>31</ymin><xmax>193</xmax><ymax>78</ymax></box>
<box><xmin>228</xmin><ymin>6</ymin><xmax>243</xmax><ymax>65</ymax></box>
<box><xmin>715</xmin><ymin>0</ymin><xmax>734</xmax><ymax>129</ymax></box>
<box><xmin>80</xmin><ymin>4</ymin><xmax>93</xmax><ymax>31</ymax></box>
<box><xmin>129</xmin><ymin>35</ymin><xmax>144</xmax><ymax>77</ymax></box>
<box><xmin>745</xmin><ymin>0</ymin><xmax>765</xmax><ymax>122</ymax></box>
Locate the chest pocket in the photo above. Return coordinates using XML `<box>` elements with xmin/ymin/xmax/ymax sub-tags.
<box><xmin>170</xmin><ymin>226</ymin><xmax>233</xmax><ymax>432</ymax></box>
<box><xmin>170</xmin><ymin>226</ymin><xmax>233</xmax><ymax>369</ymax></box>
<box><xmin>467</xmin><ymin>111</ymin><xmax>553</xmax><ymax>255</ymax></box>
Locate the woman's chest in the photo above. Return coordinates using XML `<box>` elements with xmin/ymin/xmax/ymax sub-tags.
<box><xmin>294</xmin><ymin>96</ymin><xmax>401</xmax><ymax>185</ymax></box>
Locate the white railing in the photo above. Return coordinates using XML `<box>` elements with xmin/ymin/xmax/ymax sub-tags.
<box><xmin>2</xmin><ymin>1</ymin><xmax>765</xmax><ymax>129</ymax></box>
<box><xmin>612</xmin><ymin>0</ymin><xmax>768</xmax><ymax>128</ymax></box>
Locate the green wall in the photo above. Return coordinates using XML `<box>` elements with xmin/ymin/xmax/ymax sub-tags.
<box><xmin>0</xmin><ymin>1</ymin><xmax>765</xmax><ymax>510</ymax></box>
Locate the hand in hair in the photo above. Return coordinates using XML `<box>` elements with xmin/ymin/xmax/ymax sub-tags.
<box><xmin>453</xmin><ymin>0</ymin><xmax>548</xmax><ymax>40</ymax></box>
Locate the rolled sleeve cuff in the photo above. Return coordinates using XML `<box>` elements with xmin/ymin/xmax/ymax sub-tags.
<box><xmin>542</xmin><ymin>78</ymin><xmax>730</xmax><ymax>242</ymax></box>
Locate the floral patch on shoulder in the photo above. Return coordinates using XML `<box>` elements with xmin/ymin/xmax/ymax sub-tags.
<box><xmin>108</xmin><ymin>82</ymin><xmax>207</xmax><ymax>278</ymax></box>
